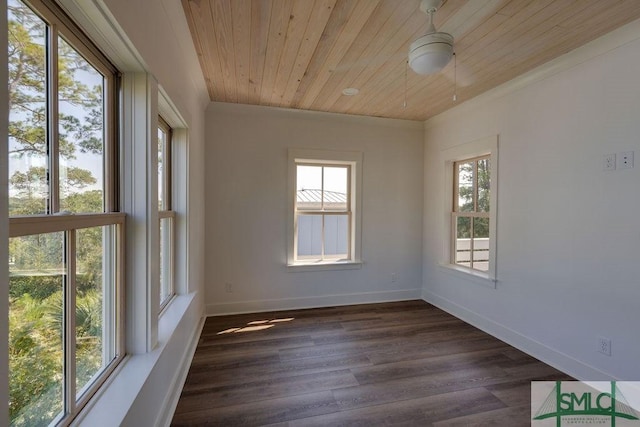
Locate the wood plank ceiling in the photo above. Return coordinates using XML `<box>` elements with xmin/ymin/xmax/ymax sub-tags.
<box><xmin>182</xmin><ymin>0</ymin><xmax>640</xmax><ymax>121</ymax></box>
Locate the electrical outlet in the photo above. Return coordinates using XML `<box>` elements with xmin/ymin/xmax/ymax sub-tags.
<box><xmin>603</xmin><ymin>154</ymin><xmax>616</xmax><ymax>171</ymax></box>
<box><xmin>391</xmin><ymin>273</ymin><xmax>397</xmax><ymax>283</ymax></box>
<box><xmin>225</xmin><ymin>282</ymin><xmax>233</xmax><ymax>293</ymax></box>
<box><xmin>618</xmin><ymin>151</ymin><xmax>634</xmax><ymax>169</ymax></box>
<box><xmin>597</xmin><ymin>336</ymin><xmax>611</xmax><ymax>356</ymax></box>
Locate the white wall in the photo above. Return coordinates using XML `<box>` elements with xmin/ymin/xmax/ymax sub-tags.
<box><xmin>422</xmin><ymin>20</ymin><xmax>640</xmax><ymax>381</ymax></box>
<box><xmin>100</xmin><ymin>0</ymin><xmax>208</xmax><ymax>303</ymax></box>
<box><xmin>205</xmin><ymin>103</ymin><xmax>424</xmax><ymax>315</ymax></box>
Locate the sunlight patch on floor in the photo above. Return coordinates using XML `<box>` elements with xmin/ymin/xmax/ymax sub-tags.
<box><xmin>217</xmin><ymin>317</ymin><xmax>295</xmax><ymax>335</ymax></box>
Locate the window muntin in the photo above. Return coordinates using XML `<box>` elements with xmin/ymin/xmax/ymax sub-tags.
<box><xmin>7</xmin><ymin>0</ymin><xmax>123</xmax><ymax>424</ymax></box>
<box><xmin>158</xmin><ymin>118</ymin><xmax>175</xmax><ymax>308</ymax></box>
<box><xmin>452</xmin><ymin>156</ymin><xmax>491</xmax><ymax>272</ymax></box>
<box><xmin>295</xmin><ymin>163</ymin><xmax>351</xmax><ymax>262</ymax></box>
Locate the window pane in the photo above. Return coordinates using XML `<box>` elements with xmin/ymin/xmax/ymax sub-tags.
<box><xmin>8</xmin><ymin>0</ymin><xmax>49</xmax><ymax>216</ymax></box>
<box><xmin>323</xmin><ymin>167</ymin><xmax>348</xmax><ymax>211</ymax></box>
<box><xmin>76</xmin><ymin>226</ymin><xmax>117</xmax><ymax>398</ymax></box>
<box><xmin>457</xmin><ymin>162</ymin><xmax>474</xmax><ymax>212</ymax></box>
<box><xmin>9</xmin><ymin>232</ymin><xmax>65</xmax><ymax>425</ymax></box>
<box><xmin>160</xmin><ymin>217</ymin><xmax>173</xmax><ymax>305</ymax></box>
<box><xmin>473</xmin><ymin>217</ymin><xmax>490</xmax><ymax>272</ymax></box>
<box><xmin>158</xmin><ymin>127</ymin><xmax>166</xmax><ymax>210</ymax></box>
<box><xmin>58</xmin><ymin>37</ymin><xmax>105</xmax><ymax>213</ymax></box>
<box><xmin>296</xmin><ymin>165</ymin><xmax>322</xmax><ymax>210</ymax></box>
<box><xmin>324</xmin><ymin>214</ymin><xmax>349</xmax><ymax>258</ymax></box>
<box><xmin>297</xmin><ymin>215</ymin><xmax>322</xmax><ymax>258</ymax></box>
<box><xmin>477</xmin><ymin>158</ymin><xmax>490</xmax><ymax>213</ymax></box>
<box><xmin>455</xmin><ymin>216</ymin><xmax>471</xmax><ymax>267</ymax></box>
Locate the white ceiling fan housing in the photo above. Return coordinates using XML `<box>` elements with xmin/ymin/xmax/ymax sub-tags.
<box><xmin>408</xmin><ymin>0</ymin><xmax>454</xmax><ymax>75</ymax></box>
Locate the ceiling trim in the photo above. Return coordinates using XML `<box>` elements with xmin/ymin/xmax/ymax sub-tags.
<box><xmin>208</xmin><ymin>102</ymin><xmax>425</xmax><ymax>130</ymax></box>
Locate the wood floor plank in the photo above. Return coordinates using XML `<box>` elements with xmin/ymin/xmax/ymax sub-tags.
<box><xmin>289</xmin><ymin>387</ymin><xmax>506</xmax><ymax>427</ymax></box>
<box><xmin>277</xmin><ymin>329</ymin><xmax>507</xmax><ymax>363</ymax></box>
<box><xmin>332</xmin><ymin>365</ymin><xmax>510</xmax><ymax>411</ymax></box>
<box><xmin>339</xmin><ymin>310</ymin><xmax>459</xmax><ymax>332</ymax></box>
<box><xmin>485</xmin><ymin>372</ymin><xmax>573</xmax><ymax>408</ymax></box>
<box><xmin>172</xmin><ymin>300</ymin><xmax>571</xmax><ymax>426</ymax></box>
<box><xmin>189</xmin><ymin>350</ymin><xmax>280</xmax><ymax>368</ymax></box>
<box><xmin>176</xmin><ymin>369</ymin><xmax>358</xmax><ymax>413</ymax></box>
<box><xmin>196</xmin><ymin>334</ymin><xmax>315</xmax><ymax>356</ymax></box>
<box><xmin>501</xmin><ymin>360</ymin><xmax>566</xmax><ymax>379</ymax></box>
<box><xmin>366</xmin><ymin>340</ymin><xmax>504</xmax><ymax>367</ymax></box>
<box><xmin>351</xmin><ymin>349</ymin><xmax>515</xmax><ymax>386</ymax></box>
<box><xmin>201</xmin><ymin>321</ymin><xmax>346</xmax><ymax>346</ymax></box>
<box><xmin>365</xmin><ymin>334</ymin><xmax>511</xmax><ymax>366</ymax></box>
<box><xmin>172</xmin><ymin>390</ymin><xmax>339</xmax><ymax>426</ymax></box>
<box><xmin>432</xmin><ymin>404</ymin><xmax>532</xmax><ymax>427</ymax></box>
<box><xmin>310</xmin><ymin>319</ymin><xmax>468</xmax><ymax>346</ymax></box>
<box><xmin>185</xmin><ymin>353</ymin><xmax>372</xmax><ymax>391</ymax></box>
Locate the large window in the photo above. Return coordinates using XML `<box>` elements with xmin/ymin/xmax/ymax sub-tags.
<box><xmin>442</xmin><ymin>135</ymin><xmax>498</xmax><ymax>284</ymax></box>
<box><xmin>296</xmin><ymin>164</ymin><xmax>350</xmax><ymax>261</ymax></box>
<box><xmin>158</xmin><ymin>117</ymin><xmax>175</xmax><ymax>308</ymax></box>
<box><xmin>7</xmin><ymin>0</ymin><xmax>123</xmax><ymax>424</ymax></box>
<box><xmin>452</xmin><ymin>156</ymin><xmax>491</xmax><ymax>272</ymax></box>
<box><xmin>287</xmin><ymin>149</ymin><xmax>362</xmax><ymax>269</ymax></box>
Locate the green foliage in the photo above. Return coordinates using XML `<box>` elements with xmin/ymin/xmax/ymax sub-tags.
<box><xmin>9</xmin><ymin>166</ymin><xmax>47</xmax><ymax>215</ymax></box>
<box><xmin>9</xmin><ymin>291</ymin><xmax>62</xmax><ymax>424</ymax></box>
<box><xmin>8</xmin><ymin>0</ymin><xmax>103</xmax><ymax>216</ymax></box>
<box><xmin>456</xmin><ymin>158</ymin><xmax>491</xmax><ymax>238</ymax></box>
<box><xmin>76</xmin><ymin>291</ymin><xmax>103</xmax><ymax>338</ymax></box>
<box><xmin>8</xmin><ymin>228</ymin><xmax>106</xmax><ymax>425</ymax></box>
<box><xmin>9</xmin><ymin>276</ymin><xmax>60</xmax><ymax>300</ymax></box>
<box><xmin>61</xmin><ymin>188</ymin><xmax>103</xmax><ymax>214</ymax></box>
<box><xmin>9</xmin><ymin>288</ymin><xmax>104</xmax><ymax>425</ymax></box>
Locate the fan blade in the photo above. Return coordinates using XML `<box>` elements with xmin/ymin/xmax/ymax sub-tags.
<box><xmin>440</xmin><ymin>59</ymin><xmax>475</xmax><ymax>87</ymax></box>
<box><xmin>433</xmin><ymin>0</ymin><xmax>504</xmax><ymax>85</ymax></box>
<box><xmin>439</xmin><ymin>0</ymin><xmax>504</xmax><ymax>39</ymax></box>
<box><xmin>330</xmin><ymin>52</ymin><xmax>406</xmax><ymax>74</ymax></box>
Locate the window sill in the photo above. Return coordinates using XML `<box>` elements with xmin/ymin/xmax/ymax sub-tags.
<box><xmin>159</xmin><ymin>293</ymin><xmax>177</xmax><ymax>316</ymax></box>
<box><xmin>287</xmin><ymin>260</ymin><xmax>363</xmax><ymax>272</ymax></box>
<box><xmin>438</xmin><ymin>263</ymin><xmax>497</xmax><ymax>289</ymax></box>
<box><xmin>73</xmin><ymin>293</ymin><xmax>199</xmax><ymax>426</ymax></box>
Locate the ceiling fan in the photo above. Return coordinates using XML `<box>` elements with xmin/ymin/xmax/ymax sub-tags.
<box><xmin>330</xmin><ymin>0</ymin><xmax>474</xmax><ymax>105</ymax></box>
<box><xmin>332</xmin><ymin>0</ymin><xmax>470</xmax><ymax>82</ymax></box>
<box><xmin>408</xmin><ymin>0</ymin><xmax>454</xmax><ymax>75</ymax></box>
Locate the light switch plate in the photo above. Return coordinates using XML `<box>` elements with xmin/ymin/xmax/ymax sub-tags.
<box><xmin>618</xmin><ymin>151</ymin><xmax>634</xmax><ymax>169</ymax></box>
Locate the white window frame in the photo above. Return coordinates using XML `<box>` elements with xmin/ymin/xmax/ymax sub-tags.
<box><xmin>287</xmin><ymin>149</ymin><xmax>363</xmax><ymax>271</ymax></box>
<box><xmin>7</xmin><ymin>0</ymin><xmax>125</xmax><ymax>424</ymax></box>
<box><xmin>158</xmin><ymin>116</ymin><xmax>175</xmax><ymax>311</ymax></box>
<box><xmin>441</xmin><ymin>135</ymin><xmax>498</xmax><ymax>286</ymax></box>
<box><xmin>4</xmin><ymin>0</ymin><xmax>194</xmax><ymax>424</ymax></box>
<box><xmin>452</xmin><ymin>154</ymin><xmax>491</xmax><ymax>271</ymax></box>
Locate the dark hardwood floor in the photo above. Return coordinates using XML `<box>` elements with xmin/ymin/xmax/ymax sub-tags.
<box><xmin>172</xmin><ymin>300</ymin><xmax>571</xmax><ymax>426</ymax></box>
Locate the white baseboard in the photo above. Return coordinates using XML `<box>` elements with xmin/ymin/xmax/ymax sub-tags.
<box><xmin>422</xmin><ymin>290</ymin><xmax>615</xmax><ymax>381</ymax></box>
<box><xmin>206</xmin><ymin>288</ymin><xmax>422</xmax><ymax>316</ymax></box>
<box><xmin>157</xmin><ymin>316</ymin><xmax>205</xmax><ymax>427</ymax></box>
